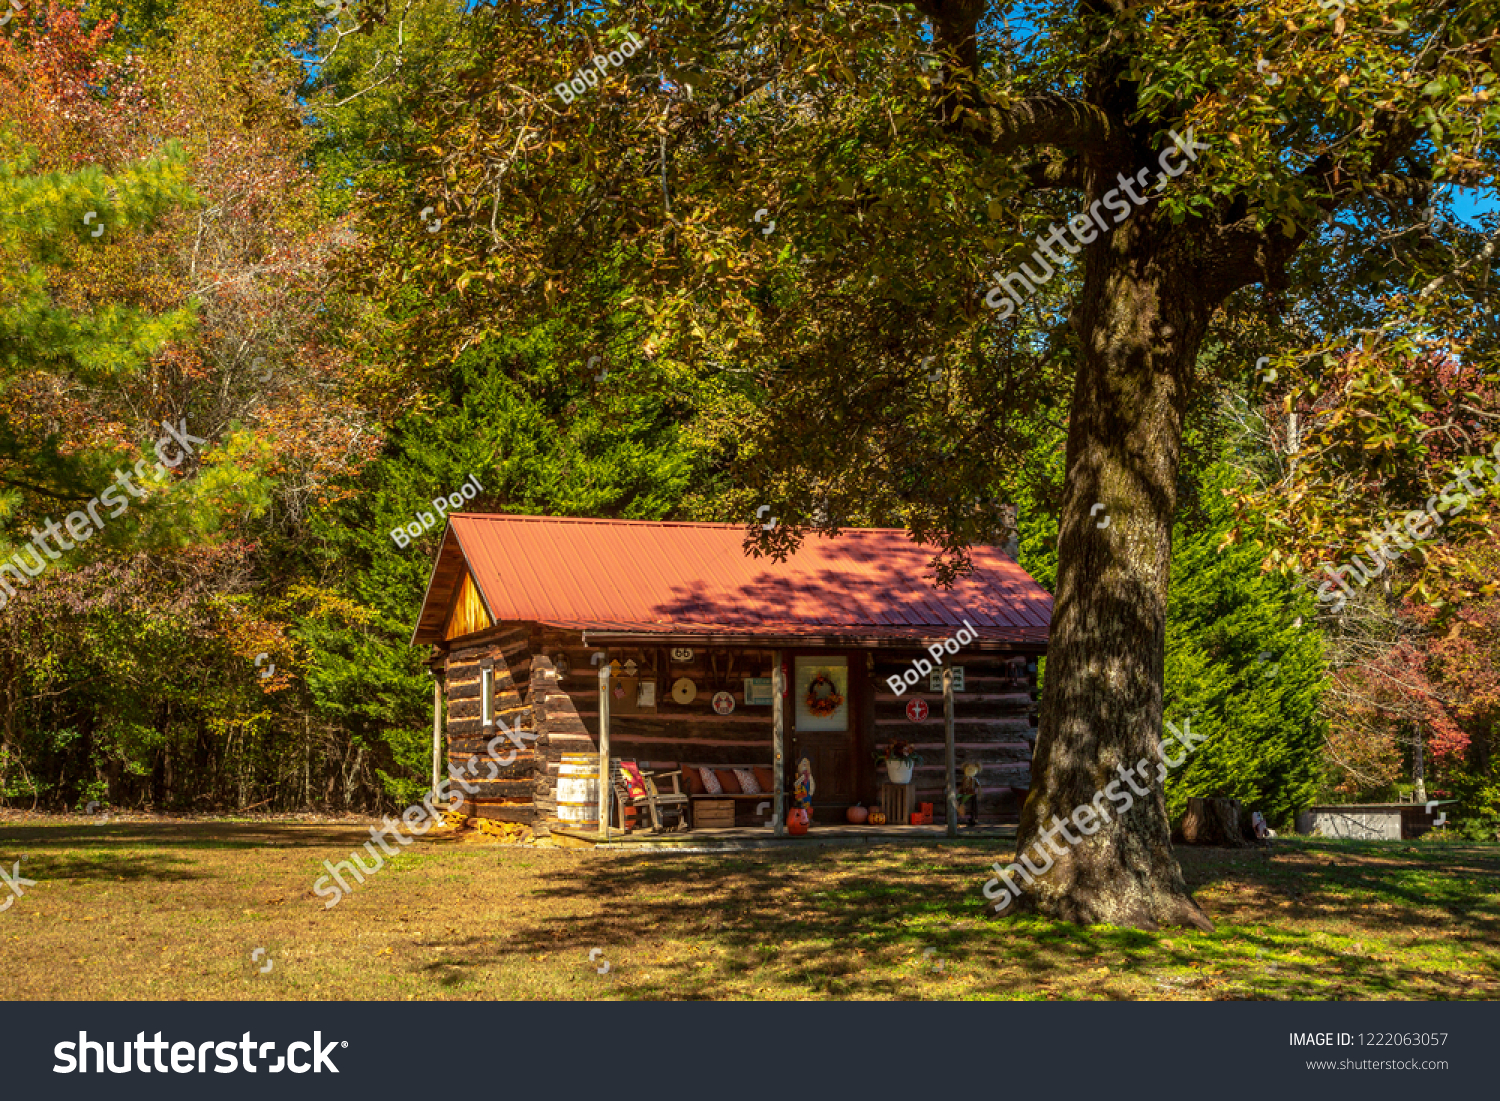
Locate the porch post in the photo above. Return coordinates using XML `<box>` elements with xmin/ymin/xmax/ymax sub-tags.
<box><xmin>772</xmin><ymin>649</ymin><xmax>785</xmax><ymax>837</ymax></box>
<box><xmin>943</xmin><ymin>664</ymin><xmax>957</xmax><ymax>837</ymax></box>
<box><xmin>597</xmin><ymin>652</ymin><xmax>611</xmax><ymax>838</ymax></box>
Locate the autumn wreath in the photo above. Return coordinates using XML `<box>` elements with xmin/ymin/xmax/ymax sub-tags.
<box><xmin>805</xmin><ymin>671</ymin><xmax>844</xmax><ymax>717</ymax></box>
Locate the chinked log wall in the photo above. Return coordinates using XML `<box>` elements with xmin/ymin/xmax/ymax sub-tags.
<box><xmin>442</xmin><ymin>627</ymin><xmax>1039</xmax><ymax>828</ymax></box>
<box><xmin>530</xmin><ymin>632</ymin><xmax>781</xmax><ymax>822</ymax></box>
<box><xmin>443</xmin><ymin>623</ymin><xmax>537</xmax><ymax>824</ymax></box>
<box><xmin>871</xmin><ymin>653</ymin><xmax>1038</xmax><ymax>821</ymax></box>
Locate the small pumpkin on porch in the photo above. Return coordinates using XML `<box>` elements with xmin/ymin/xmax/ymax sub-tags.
<box><xmin>867</xmin><ymin>808</ymin><xmax>887</xmax><ymax>826</ymax></box>
<box><xmin>846</xmin><ymin>804</ymin><xmax>868</xmax><ymax>824</ymax></box>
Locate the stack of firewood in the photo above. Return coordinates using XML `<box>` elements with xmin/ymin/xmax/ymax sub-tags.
<box><xmin>472</xmin><ymin>817</ymin><xmax>535</xmax><ymax>843</ymax></box>
<box><xmin>426</xmin><ymin>809</ymin><xmax>538</xmax><ymax>844</ymax></box>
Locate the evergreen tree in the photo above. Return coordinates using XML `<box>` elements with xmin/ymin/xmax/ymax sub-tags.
<box><xmin>1161</xmin><ymin>463</ymin><xmax>1326</xmax><ymax>828</ymax></box>
<box><xmin>294</xmin><ymin>329</ymin><xmax>713</xmax><ymax>804</ymax></box>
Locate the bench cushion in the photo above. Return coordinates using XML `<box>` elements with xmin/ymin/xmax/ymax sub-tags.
<box><xmin>619</xmin><ymin>761</ymin><xmax>649</xmax><ymax>799</ymax></box>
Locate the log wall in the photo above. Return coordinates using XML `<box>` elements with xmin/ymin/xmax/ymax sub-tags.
<box><xmin>870</xmin><ymin>652</ymin><xmax>1039</xmax><ymax>822</ymax></box>
<box><xmin>442</xmin><ymin>623</ymin><xmax>537</xmax><ymax>824</ymax></box>
<box><xmin>529</xmin><ymin>633</ymin><xmax>782</xmax><ymax>824</ymax></box>
<box><xmin>438</xmin><ymin>624</ymin><xmax>1042</xmax><ymax>828</ymax></box>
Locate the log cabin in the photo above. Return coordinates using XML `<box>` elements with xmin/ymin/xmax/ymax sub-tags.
<box><xmin>410</xmin><ymin>514</ymin><xmax>1053</xmax><ymax>837</ymax></box>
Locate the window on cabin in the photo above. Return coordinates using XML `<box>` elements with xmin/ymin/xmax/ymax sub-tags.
<box><xmin>482</xmin><ymin>666</ymin><xmax>494</xmax><ymax>727</ymax></box>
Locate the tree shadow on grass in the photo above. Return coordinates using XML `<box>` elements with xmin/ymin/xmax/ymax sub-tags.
<box><xmin>417</xmin><ymin>843</ymin><xmax>1129</xmax><ymax>998</ymax></box>
<box><xmin>0</xmin><ymin>822</ymin><xmax>389</xmax><ymax>886</ymax></box>
<box><xmin>411</xmin><ymin>838</ymin><xmax>1500</xmax><ymax>1000</ymax></box>
<box><xmin>1178</xmin><ymin>840</ymin><xmax>1500</xmax><ymax>937</ymax></box>
<box><xmin>0</xmin><ymin>822</ymin><xmax>380</xmax><ymax>852</ymax></box>
<box><xmin>0</xmin><ymin>849</ymin><xmax>203</xmax><ymax>884</ymax></box>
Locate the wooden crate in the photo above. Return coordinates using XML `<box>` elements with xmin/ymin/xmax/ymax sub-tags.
<box><xmin>880</xmin><ymin>782</ymin><xmax>914</xmax><ymax>825</ymax></box>
<box><xmin>694</xmin><ymin>799</ymin><xmax>735</xmax><ymax>828</ymax></box>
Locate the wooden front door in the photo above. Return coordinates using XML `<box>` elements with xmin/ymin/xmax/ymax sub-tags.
<box><xmin>791</xmin><ymin>654</ymin><xmax>857</xmax><ymax>811</ymax></box>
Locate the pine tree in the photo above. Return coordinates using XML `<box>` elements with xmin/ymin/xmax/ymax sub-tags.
<box><xmin>0</xmin><ymin>141</ymin><xmax>196</xmax><ymax>501</ymax></box>
<box><xmin>1162</xmin><ymin>463</ymin><xmax>1326</xmax><ymax>828</ymax></box>
<box><xmin>294</xmin><ymin>331</ymin><xmax>712</xmax><ymax>804</ymax></box>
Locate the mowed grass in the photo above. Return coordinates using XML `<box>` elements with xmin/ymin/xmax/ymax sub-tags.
<box><xmin>1</xmin><ymin>818</ymin><xmax>1497</xmax><ymax>1000</ymax></box>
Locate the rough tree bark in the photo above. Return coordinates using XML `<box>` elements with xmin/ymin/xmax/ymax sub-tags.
<box><xmin>1177</xmin><ymin>797</ymin><xmax>1254</xmax><ymax>847</ymax></box>
<box><xmin>1014</xmin><ymin>217</ymin><xmax>1216</xmax><ymax>929</ymax></box>
<box><xmin>913</xmin><ymin>0</ymin><xmax>1431</xmax><ymax>928</ymax></box>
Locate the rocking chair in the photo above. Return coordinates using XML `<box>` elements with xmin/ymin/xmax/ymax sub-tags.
<box><xmin>610</xmin><ymin>759</ymin><xmax>691</xmax><ymax>833</ymax></box>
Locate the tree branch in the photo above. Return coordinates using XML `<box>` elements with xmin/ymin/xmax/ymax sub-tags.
<box><xmin>956</xmin><ymin>93</ymin><xmax>1127</xmax><ymax>161</ymax></box>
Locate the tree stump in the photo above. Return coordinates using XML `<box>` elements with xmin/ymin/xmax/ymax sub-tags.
<box><xmin>1176</xmin><ymin>797</ymin><xmax>1254</xmax><ymax>846</ymax></box>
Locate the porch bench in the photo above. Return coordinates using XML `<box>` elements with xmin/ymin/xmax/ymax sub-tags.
<box><xmin>661</xmin><ymin>763</ymin><xmax>778</xmax><ymax>826</ymax></box>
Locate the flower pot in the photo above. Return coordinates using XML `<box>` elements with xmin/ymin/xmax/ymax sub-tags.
<box><xmin>886</xmin><ymin>760</ymin><xmax>914</xmax><ymax>784</ymax></box>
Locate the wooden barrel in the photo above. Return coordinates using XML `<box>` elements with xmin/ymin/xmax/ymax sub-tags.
<box><xmin>556</xmin><ymin>755</ymin><xmax>600</xmax><ymax>824</ymax></box>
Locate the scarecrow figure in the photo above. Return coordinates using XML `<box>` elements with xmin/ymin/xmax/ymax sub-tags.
<box><xmin>958</xmin><ymin>762</ymin><xmax>982</xmax><ymax>828</ymax></box>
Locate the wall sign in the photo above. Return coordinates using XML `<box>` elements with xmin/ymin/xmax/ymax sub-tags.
<box><xmin>711</xmin><ymin>691</ymin><xmax>735</xmax><ymax>715</ymax></box>
<box><xmin>671</xmin><ymin>677</ymin><xmax>697</xmax><ymax>705</ymax></box>
<box><xmin>929</xmin><ymin>667</ymin><xmax>965</xmax><ymax>692</ymax></box>
<box><xmin>744</xmin><ymin>677</ymin><xmax>773</xmax><ymax>706</ymax></box>
<box><xmin>671</xmin><ymin>648</ymin><xmax>694</xmax><ymax>662</ymax></box>
<box><xmin>905</xmin><ymin>698</ymin><xmax>930</xmax><ymax>722</ymax></box>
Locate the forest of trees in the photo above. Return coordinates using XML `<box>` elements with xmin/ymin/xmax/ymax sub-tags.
<box><xmin>2</xmin><ymin>0</ymin><xmax>1497</xmax><ymax>885</ymax></box>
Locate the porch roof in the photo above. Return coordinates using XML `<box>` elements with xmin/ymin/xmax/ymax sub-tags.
<box><xmin>412</xmin><ymin>514</ymin><xmax>1052</xmax><ymax>648</ymax></box>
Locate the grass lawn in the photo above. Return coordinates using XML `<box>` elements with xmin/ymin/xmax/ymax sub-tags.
<box><xmin>1</xmin><ymin>817</ymin><xmax>1497</xmax><ymax>1000</ymax></box>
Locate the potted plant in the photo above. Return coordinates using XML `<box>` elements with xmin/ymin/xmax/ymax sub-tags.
<box><xmin>874</xmin><ymin>740</ymin><xmax>923</xmax><ymax>784</ymax></box>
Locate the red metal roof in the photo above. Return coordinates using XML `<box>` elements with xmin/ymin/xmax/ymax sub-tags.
<box><xmin>413</xmin><ymin>514</ymin><xmax>1052</xmax><ymax>648</ymax></box>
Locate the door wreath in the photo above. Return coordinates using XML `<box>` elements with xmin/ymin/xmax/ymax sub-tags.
<box><xmin>805</xmin><ymin>671</ymin><xmax>844</xmax><ymax>717</ymax></box>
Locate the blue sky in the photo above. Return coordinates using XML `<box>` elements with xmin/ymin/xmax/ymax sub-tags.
<box><xmin>1446</xmin><ymin>186</ymin><xmax>1499</xmax><ymax>229</ymax></box>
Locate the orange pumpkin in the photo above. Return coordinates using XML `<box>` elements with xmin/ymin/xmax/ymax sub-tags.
<box><xmin>867</xmin><ymin>809</ymin><xmax>887</xmax><ymax>826</ymax></box>
<box><xmin>787</xmin><ymin>807</ymin><xmax>810</xmax><ymax>835</ymax></box>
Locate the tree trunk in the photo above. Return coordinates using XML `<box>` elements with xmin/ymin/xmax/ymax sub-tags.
<box><xmin>1412</xmin><ymin>728</ymin><xmax>1427</xmax><ymax>804</ymax></box>
<box><xmin>1177</xmin><ymin>797</ymin><xmax>1253</xmax><ymax>846</ymax></box>
<box><xmin>1006</xmin><ymin>218</ymin><xmax>1214</xmax><ymax>931</ymax></box>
